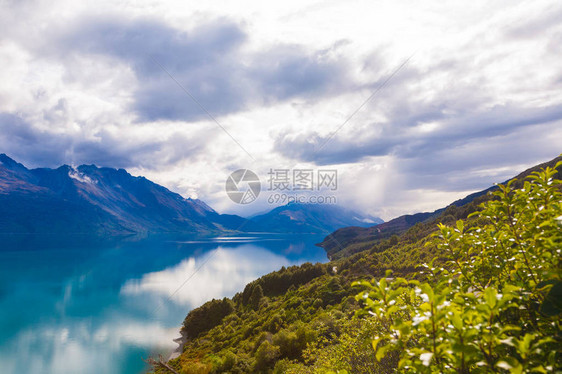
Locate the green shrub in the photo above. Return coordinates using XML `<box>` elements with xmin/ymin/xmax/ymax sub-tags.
<box><xmin>254</xmin><ymin>340</ymin><xmax>280</xmax><ymax>372</ymax></box>
<box><xmin>182</xmin><ymin>298</ymin><xmax>235</xmax><ymax>338</ymax></box>
<box><xmin>355</xmin><ymin>162</ymin><xmax>562</xmax><ymax>373</ymax></box>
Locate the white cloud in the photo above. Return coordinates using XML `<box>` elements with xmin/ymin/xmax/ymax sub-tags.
<box><xmin>121</xmin><ymin>245</ymin><xmax>291</xmax><ymax>307</ymax></box>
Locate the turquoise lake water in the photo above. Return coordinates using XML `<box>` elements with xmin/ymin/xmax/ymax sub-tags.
<box><xmin>0</xmin><ymin>233</ymin><xmax>328</xmax><ymax>374</ymax></box>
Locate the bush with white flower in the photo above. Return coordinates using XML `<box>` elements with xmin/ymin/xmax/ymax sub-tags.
<box><xmin>355</xmin><ymin>162</ymin><xmax>562</xmax><ymax>373</ymax></box>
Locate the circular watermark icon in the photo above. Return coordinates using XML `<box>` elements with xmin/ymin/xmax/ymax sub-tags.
<box><xmin>225</xmin><ymin>169</ymin><xmax>261</xmax><ymax>204</ymax></box>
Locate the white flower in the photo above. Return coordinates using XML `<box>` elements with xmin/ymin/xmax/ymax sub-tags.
<box><xmin>412</xmin><ymin>314</ymin><xmax>428</xmax><ymax>326</ymax></box>
<box><xmin>420</xmin><ymin>352</ymin><xmax>433</xmax><ymax>366</ymax></box>
<box><xmin>437</xmin><ymin>300</ymin><xmax>451</xmax><ymax>310</ymax></box>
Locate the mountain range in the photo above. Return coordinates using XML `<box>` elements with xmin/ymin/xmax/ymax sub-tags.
<box><xmin>318</xmin><ymin>155</ymin><xmax>562</xmax><ymax>259</ymax></box>
<box><xmin>0</xmin><ymin>154</ymin><xmax>381</xmax><ymax>235</ymax></box>
<box><xmin>251</xmin><ymin>203</ymin><xmax>383</xmax><ymax>234</ymax></box>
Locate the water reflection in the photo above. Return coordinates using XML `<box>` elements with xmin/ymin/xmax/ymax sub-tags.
<box><xmin>0</xmin><ymin>319</ymin><xmax>177</xmax><ymax>374</ymax></box>
<box><xmin>0</xmin><ymin>234</ymin><xmax>326</xmax><ymax>374</ymax></box>
<box><xmin>122</xmin><ymin>245</ymin><xmax>293</xmax><ymax>308</ymax></box>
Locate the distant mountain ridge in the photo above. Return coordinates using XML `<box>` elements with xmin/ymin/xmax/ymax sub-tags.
<box><xmin>250</xmin><ymin>202</ymin><xmax>383</xmax><ymax>234</ymax></box>
<box><xmin>0</xmin><ymin>154</ymin><xmax>382</xmax><ymax>235</ymax></box>
<box><xmin>318</xmin><ymin>155</ymin><xmax>562</xmax><ymax>258</ymax></box>
<box><xmin>0</xmin><ymin>154</ymin><xmax>257</xmax><ymax>234</ymax></box>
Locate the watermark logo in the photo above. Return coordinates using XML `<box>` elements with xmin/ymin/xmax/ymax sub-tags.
<box><xmin>226</xmin><ymin>168</ymin><xmax>338</xmax><ymax>205</ymax></box>
<box><xmin>225</xmin><ymin>169</ymin><xmax>261</xmax><ymax>204</ymax></box>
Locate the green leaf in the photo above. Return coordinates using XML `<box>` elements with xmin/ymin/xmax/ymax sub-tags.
<box><xmin>450</xmin><ymin>312</ymin><xmax>462</xmax><ymax>330</ymax></box>
<box><xmin>375</xmin><ymin>343</ymin><xmax>392</xmax><ymax>362</ymax></box>
<box><xmin>371</xmin><ymin>337</ymin><xmax>380</xmax><ymax>352</ymax></box>
<box><xmin>484</xmin><ymin>288</ymin><xmax>497</xmax><ymax>308</ymax></box>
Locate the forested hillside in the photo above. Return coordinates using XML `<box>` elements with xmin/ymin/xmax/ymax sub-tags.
<box><xmin>319</xmin><ymin>156</ymin><xmax>562</xmax><ymax>259</ymax></box>
<box><xmin>151</xmin><ymin>157</ymin><xmax>562</xmax><ymax>374</ymax></box>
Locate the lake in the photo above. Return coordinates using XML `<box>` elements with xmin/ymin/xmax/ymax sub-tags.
<box><xmin>0</xmin><ymin>233</ymin><xmax>328</xmax><ymax>374</ymax></box>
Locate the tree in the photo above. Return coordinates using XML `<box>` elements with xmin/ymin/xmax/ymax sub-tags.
<box><xmin>254</xmin><ymin>340</ymin><xmax>280</xmax><ymax>372</ymax></box>
<box><xmin>355</xmin><ymin>162</ymin><xmax>562</xmax><ymax>373</ymax></box>
<box><xmin>249</xmin><ymin>284</ymin><xmax>264</xmax><ymax>310</ymax></box>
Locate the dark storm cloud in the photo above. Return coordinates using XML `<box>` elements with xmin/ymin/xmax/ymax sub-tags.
<box><xmin>273</xmin><ymin>94</ymin><xmax>562</xmax><ymax>195</ymax></box>
<box><xmin>274</xmin><ymin>66</ymin><xmax>562</xmax><ymax>165</ymax></box>
<box><xmin>52</xmin><ymin>16</ymin><xmax>352</xmax><ymax>122</ymax></box>
<box><xmin>0</xmin><ymin>113</ymin><xmax>69</xmax><ymax>167</ymax></box>
<box><xmin>0</xmin><ymin>113</ymin><xmax>204</xmax><ymax>169</ymax></box>
<box><xmin>274</xmin><ymin>131</ymin><xmax>397</xmax><ymax>165</ymax></box>
<box><xmin>52</xmin><ymin>17</ymin><xmax>247</xmax><ymax>122</ymax></box>
<box><xmin>275</xmin><ymin>103</ymin><xmax>562</xmax><ymax>166</ymax></box>
<box><xmin>57</xmin><ymin>17</ymin><xmax>244</xmax><ymax>70</ymax></box>
<box><xmin>253</xmin><ymin>45</ymin><xmax>351</xmax><ymax>101</ymax></box>
<box><xmin>394</xmin><ymin>123</ymin><xmax>562</xmax><ymax>192</ymax></box>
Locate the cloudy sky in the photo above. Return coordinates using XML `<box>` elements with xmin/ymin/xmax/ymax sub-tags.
<box><xmin>1</xmin><ymin>0</ymin><xmax>561</xmax><ymax>219</ymax></box>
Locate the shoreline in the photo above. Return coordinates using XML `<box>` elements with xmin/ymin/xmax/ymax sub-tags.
<box><xmin>168</xmin><ymin>329</ymin><xmax>187</xmax><ymax>361</ymax></box>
